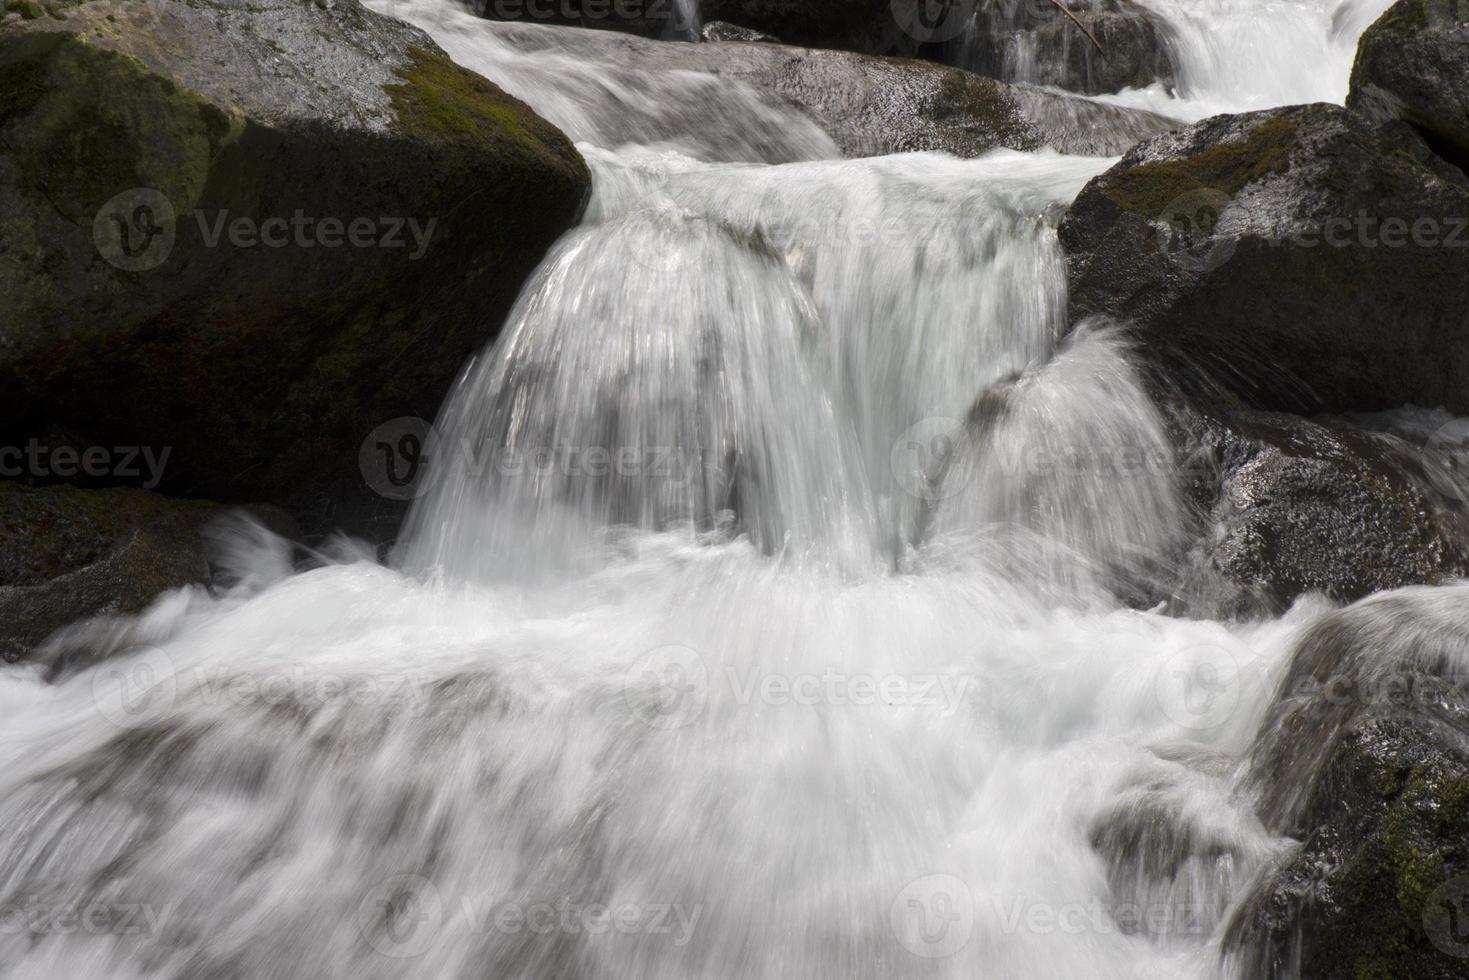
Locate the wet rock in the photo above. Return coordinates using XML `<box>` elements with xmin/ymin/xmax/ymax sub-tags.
<box><xmin>1348</xmin><ymin>0</ymin><xmax>1469</xmax><ymax>174</ymax></box>
<box><xmin>1166</xmin><ymin>400</ymin><xmax>1469</xmax><ymax>618</ymax></box>
<box><xmin>1225</xmin><ymin>586</ymin><xmax>1469</xmax><ymax>979</ymax></box>
<box><xmin>697</xmin><ymin>0</ymin><xmax>896</xmax><ymax>52</ymax></box>
<box><xmin>1060</xmin><ymin>103</ymin><xmax>1469</xmax><ymax>414</ymax></box>
<box><xmin>0</xmin><ymin>0</ymin><xmax>590</xmax><ymax>539</ymax></box>
<box><xmin>485</xmin><ymin>19</ymin><xmax>1181</xmax><ymax>158</ymax></box>
<box><xmin>954</xmin><ymin>0</ymin><xmax>1177</xmax><ymax>95</ymax></box>
<box><xmin>0</xmin><ymin>484</ymin><xmax>223</xmax><ymax>664</ymax></box>
<box><xmin>699</xmin><ymin>20</ymin><xmax>778</xmax><ymax>43</ymax></box>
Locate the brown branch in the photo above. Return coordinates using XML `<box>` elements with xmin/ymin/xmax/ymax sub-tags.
<box><xmin>1046</xmin><ymin>0</ymin><xmax>1105</xmax><ymax>53</ymax></box>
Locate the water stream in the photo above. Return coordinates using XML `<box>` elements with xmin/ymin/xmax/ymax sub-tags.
<box><xmin>0</xmin><ymin>2</ymin><xmax>1414</xmax><ymax>977</ymax></box>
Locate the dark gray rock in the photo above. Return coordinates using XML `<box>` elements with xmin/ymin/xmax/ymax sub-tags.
<box><xmin>1225</xmin><ymin>586</ymin><xmax>1469</xmax><ymax>979</ymax></box>
<box><xmin>1166</xmin><ymin>401</ymin><xmax>1469</xmax><ymax>618</ymax></box>
<box><xmin>1349</xmin><ymin>0</ymin><xmax>1469</xmax><ymax>174</ymax></box>
<box><xmin>0</xmin><ymin>0</ymin><xmax>590</xmax><ymax>539</ymax></box>
<box><xmin>699</xmin><ymin>20</ymin><xmax>779</xmax><ymax>43</ymax></box>
<box><xmin>953</xmin><ymin>0</ymin><xmax>1177</xmax><ymax>95</ymax></box>
<box><xmin>1060</xmin><ymin>103</ymin><xmax>1469</xmax><ymax>414</ymax></box>
<box><xmin>0</xmin><ymin>484</ymin><xmax>223</xmax><ymax>665</ymax></box>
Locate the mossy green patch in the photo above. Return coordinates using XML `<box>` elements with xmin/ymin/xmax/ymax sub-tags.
<box><xmin>386</xmin><ymin>46</ymin><xmax>541</xmax><ymax>152</ymax></box>
<box><xmin>0</xmin><ymin>42</ymin><xmax>55</xmax><ymax>128</ymax></box>
<box><xmin>5</xmin><ymin>34</ymin><xmax>234</xmax><ymax>222</ymax></box>
<box><xmin>1103</xmin><ymin>114</ymin><xmax>1301</xmax><ymax>216</ymax></box>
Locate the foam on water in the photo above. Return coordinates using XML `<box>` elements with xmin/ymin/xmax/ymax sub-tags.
<box><xmin>0</xmin><ymin>1</ymin><xmax>1437</xmax><ymax>977</ymax></box>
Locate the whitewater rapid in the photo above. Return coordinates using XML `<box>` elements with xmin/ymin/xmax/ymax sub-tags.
<box><xmin>0</xmin><ymin>1</ymin><xmax>1414</xmax><ymax>978</ymax></box>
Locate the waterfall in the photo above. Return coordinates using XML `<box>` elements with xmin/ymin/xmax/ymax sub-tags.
<box><xmin>0</xmin><ymin>1</ymin><xmax>1417</xmax><ymax>978</ymax></box>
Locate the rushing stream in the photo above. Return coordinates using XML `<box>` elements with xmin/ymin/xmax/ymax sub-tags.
<box><xmin>0</xmin><ymin>1</ymin><xmax>1415</xmax><ymax>977</ymax></box>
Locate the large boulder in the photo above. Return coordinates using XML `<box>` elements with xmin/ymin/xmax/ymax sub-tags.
<box><xmin>0</xmin><ymin>483</ymin><xmax>222</xmax><ymax>664</ymax></box>
<box><xmin>955</xmin><ymin>0</ymin><xmax>1177</xmax><ymax>95</ymax></box>
<box><xmin>1060</xmin><ymin>103</ymin><xmax>1469</xmax><ymax>414</ymax></box>
<box><xmin>1166</xmin><ymin>400</ymin><xmax>1469</xmax><ymax>618</ymax></box>
<box><xmin>0</xmin><ymin>0</ymin><xmax>590</xmax><ymax>538</ymax></box>
<box><xmin>1225</xmin><ymin>586</ymin><xmax>1469</xmax><ymax>979</ymax></box>
<box><xmin>1349</xmin><ymin>0</ymin><xmax>1469</xmax><ymax>174</ymax></box>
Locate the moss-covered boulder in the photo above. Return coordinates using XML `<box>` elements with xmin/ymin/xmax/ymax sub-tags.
<box><xmin>958</xmin><ymin>0</ymin><xmax>1177</xmax><ymax>95</ymax></box>
<box><xmin>0</xmin><ymin>0</ymin><xmax>590</xmax><ymax>537</ymax></box>
<box><xmin>1349</xmin><ymin>0</ymin><xmax>1469</xmax><ymax>174</ymax></box>
<box><xmin>1166</xmin><ymin>400</ymin><xmax>1469</xmax><ymax>618</ymax></box>
<box><xmin>1060</xmin><ymin>103</ymin><xmax>1469</xmax><ymax>414</ymax></box>
<box><xmin>0</xmin><ymin>483</ymin><xmax>223</xmax><ymax>664</ymax></box>
<box><xmin>1226</xmin><ymin>586</ymin><xmax>1469</xmax><ymax>978</ymax></box>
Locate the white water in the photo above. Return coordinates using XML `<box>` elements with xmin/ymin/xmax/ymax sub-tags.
<box><xmin>0</xmin><ymin>1</ymin><xmax>1416</xmax><ymax>978</ymax></box>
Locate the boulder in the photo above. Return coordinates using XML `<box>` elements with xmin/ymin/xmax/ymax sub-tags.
<box><xmin>697</xmin><ymin>0</ymin><xmax>897</xmax><ymax>52</ymax></box>
<box><xmin>1225</xmin><ymin>586</ymin><xmax>1469</xmax><ymax>979</ymax></box>
<box><xmin>955</xmin><ymin>0</ymin><xmax>1177</xmax><ymax>95</ymax></box>
<box><xmin>0</xmin><ymin>0</ymin><xmax>590</xmax><ymax>539</ymax></box>
<box><xmin>1349</xmin><ymin>0</ymin><xmax>1469</xmax><ymax>174</ymax></box>
<box><xmin>1165</xmin><ymin>400</ymin><xmax>1469</xmax><ymax>618</ymax></box>
<box><xmin>0</xmin><ymin>483</ymin><xmax>222</xmax><ymax>664</ymax></box>
<box><xmin>1060</xmin><ymin>103</ymin><xmax>1469</xmax><ymax>414</ymax></box>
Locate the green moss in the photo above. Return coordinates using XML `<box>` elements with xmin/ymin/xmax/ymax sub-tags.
<box><xmin>6</xmin><ymin>0</ymin><xmax>45</xmax><ymax>19</ymax></box>
<box><xmin>1103</xmin><ymin>114</ymin><xmax>1301</xmax><ymax>216</ymax></box>
<box><xmin>385</xmin><ymin>46</ymin><xmax>541</xmax><ymax>151</ymax></box>
<box><xmin>4</xmin><ymin>35</ymin><xmax>234</xmax><ymax>222</ymax></box>
<box><xmin>937</xmin><ymin>68</ymin><xmax>1034</xmax><ymax>151</ymax></box>
<box><xmin>0</xmin><ymin>41</ymin><xmax>55</xmax><ymax>127</ymax></box>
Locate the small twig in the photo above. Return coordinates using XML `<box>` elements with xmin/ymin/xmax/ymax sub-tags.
<box><xmin>1046</xmin><ymin>0</ymin><xmax>1105</xmax><ymax>53</ymax></box>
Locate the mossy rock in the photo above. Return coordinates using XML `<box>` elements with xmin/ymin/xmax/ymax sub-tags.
<box><xmin>0</xmin><ymin>0</ymin><xmax>590</xmax><ymax>539</ymax></box>
<box><xmin>1225</xmin><ymin>588</ymin><xmax>1469</xmax><ymax>977</ymax></box>
<box><xmin>1060</xmin><ymin>103</ymin><xmax>1469</xmax><ymax>415</ymax></box>
<box><xmin>0</xmin><ymin>483</ymin><xmax>224</xmax><ymax>664</ymax></box>
<box><xmin>1348</xmin><ymin>0</ymin><xmax>1469</xmax><ymax>174</ymax></box>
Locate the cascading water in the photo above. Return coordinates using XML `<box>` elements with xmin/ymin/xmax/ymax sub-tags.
<box><xmin>0</xmin><ymin>1</ymin><xmax>1418</xmax><ymax>978</ymax></box>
